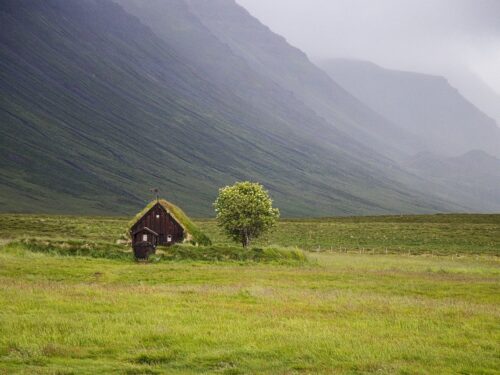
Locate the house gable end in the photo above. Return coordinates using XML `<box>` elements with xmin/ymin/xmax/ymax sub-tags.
<box><xmin>131</xmin><ymin>203</ymin><xmax>167</xmax><ymax>232</ymax></box>
<box><xmin>131</xmin><ymin>202</ymin><xmax>184</xmax><ymax>246</ymax></box>
<box><xmin>128</xmin><ymin>199</ymin><xmax>211</xmax><ymax>246</ymax></box>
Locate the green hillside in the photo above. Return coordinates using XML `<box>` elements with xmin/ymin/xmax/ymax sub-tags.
<box><xmin>0</xmin><ymin>0</ymin><xmax>461</xmax><ymax>216</ymax></box>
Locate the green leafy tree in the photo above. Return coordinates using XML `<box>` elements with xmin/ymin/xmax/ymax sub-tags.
<box><xmin>214</xmin><ymin>182</ymin><xmax>280</xmax><ymax>247</ymax></box>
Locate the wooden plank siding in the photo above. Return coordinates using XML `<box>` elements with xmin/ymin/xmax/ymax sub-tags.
<box><xmin>130</xmin><ymin>203</ymin><xmax>184</xmax><ymax>246</ymax></box>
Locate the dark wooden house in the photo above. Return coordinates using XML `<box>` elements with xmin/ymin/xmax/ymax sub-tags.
<box><xmin>128</xmin><ymin>199</ymin><xmax>211</xmax><ymax>259</ymax></box>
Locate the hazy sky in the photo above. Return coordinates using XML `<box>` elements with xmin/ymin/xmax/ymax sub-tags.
<box><xmin>236</xmin><ymin>0</ymin><xmax>500</xmax><ymax>95</ymax></box>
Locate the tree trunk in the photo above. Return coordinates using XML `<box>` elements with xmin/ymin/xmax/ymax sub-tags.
<box><xmin>242</xmin><ymin>230</ymin><xmax>250</xmax><ymax>248</ymax></box>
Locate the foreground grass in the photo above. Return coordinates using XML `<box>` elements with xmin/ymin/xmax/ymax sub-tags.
<box><xmin>0</xmin><ymin>213</ymin><xmax>498</xmax><ymax>373</ymax></box>
<box><xmin>1</xmin><ymin>213</ymin><xmax>499</xmax><ymax>255</ymax></box>
<box><xmin>0</xmin><ymin>246</ymin><xmax>499</xmax><ymax>374</ymax></box>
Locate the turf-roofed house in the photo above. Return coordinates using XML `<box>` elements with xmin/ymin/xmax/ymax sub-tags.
<box><xmin>129</xmin><ymin>199</ymin><xmax>211</xmax><ymax>259</ymax></box>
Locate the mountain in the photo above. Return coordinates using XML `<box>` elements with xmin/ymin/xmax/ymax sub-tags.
<box><xmin>115</xmin><ymin>0</ymin><xmax>421</xmax><ymax>161</ymax></box>
<box><xmin>0</xmin><ymin>0</ymin><xmax>458</xmax><ymax>216</ymax></box>
<box><xmin>181</xmin><ymin>0</ymin><xmax>423</xmax><ymax>160</ymax></box>
<box><xmin>402</xmin><ymin>150</ymin><xmax>500</xmax><ymax>212</ymax></box>
<box><xmin>446</xmin><ymin>65</ymin><xmax>500</xmax><ymax>128</ymax></box>
<box><xmin>320</xmin><ymin>59</ymin><xmax>500</xmax><ymax>158</ymax></box>
<box><xmin>113</xmin><ymin>0</ymin><xmax>377</xmax><ymax>163</ymax></box>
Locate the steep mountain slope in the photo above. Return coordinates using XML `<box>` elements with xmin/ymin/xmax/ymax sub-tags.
<box><xmin>0</xmin><ymin>0</ymin><xmax>458</xmax><ymax>216</ymax></box>
<box><xmin>183</xmin><ymin>0</ymin><xmax>424</xmax><ymax>160</ymax></box>
<box><xmin>402</xmin><ymin>151</ymin><xmax>500</xmax><ymax>212</ymax></box>
<box><xmin>446</xmin><ymin>65</ymin><xmax>500</xmax><ymax>127</ymax></box>
<box><xmin>114</xmin><ymin>0</ymin><xmax>388</xmax><ymax>166</ymax></box>
<box><xmin>320</xmin><ymin>59</ymin><xmax>500</xmax><ymax>157</ymax></box>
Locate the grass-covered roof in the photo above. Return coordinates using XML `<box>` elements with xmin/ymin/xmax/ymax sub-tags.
<box><xmin>129</xmin><ymin>199</ymin><xmax>211</xmax><ymax>246</ymax></box>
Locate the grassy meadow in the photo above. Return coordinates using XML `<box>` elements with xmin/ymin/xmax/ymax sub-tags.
<box><xmin>0</xmin><ymin>213</ymin><xmax>499</xmax><ymax>374</ymax></box>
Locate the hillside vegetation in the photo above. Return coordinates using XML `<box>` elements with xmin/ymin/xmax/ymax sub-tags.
<box><xmin>0</xmin><ymin>214</ymin><xmax>498</xmax><ymax>373</ymax></box>
<box><xmin>0</xmin><ymin>0</ymin><xmax>467</xmax><ymax>216</ymax></box>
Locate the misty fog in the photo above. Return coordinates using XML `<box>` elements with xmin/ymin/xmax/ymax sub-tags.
<box><xmin>237</xmin><ymin>0</ymin><xmax>500</xmax><ymax>126</ymax></box>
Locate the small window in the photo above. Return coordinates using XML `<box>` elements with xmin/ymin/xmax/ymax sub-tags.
<box><xmin>142</xmin><ymin>234</ymin><xmax>148</xmax><ymax>242</ymax></box>
<box><xmin>167</xmin><ymin>235</ymin><xmax>172</xmax><ymax>243</ymax></box>
<box><xmin>156</xmin><ymin>214</ymin><xmax>160</xmax><ymax>219</ymax></box>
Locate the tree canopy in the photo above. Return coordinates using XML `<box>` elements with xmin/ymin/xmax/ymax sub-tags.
<box><xmin>214</xmin><ymin>182</ymin><xmax>280</xmax><ymax>247</ymax></box>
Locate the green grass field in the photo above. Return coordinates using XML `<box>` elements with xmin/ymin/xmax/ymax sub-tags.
<box><xmin>0</xmin><ymin>214</ymin><xmax>499</xmax><ymax>374</ymax></box>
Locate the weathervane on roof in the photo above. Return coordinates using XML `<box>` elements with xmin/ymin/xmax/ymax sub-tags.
<box><xmin>150</xmin><ymin>187</ymin><xmax>160</xmax><ymax>203</ymax></box>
